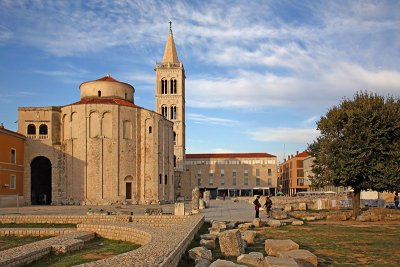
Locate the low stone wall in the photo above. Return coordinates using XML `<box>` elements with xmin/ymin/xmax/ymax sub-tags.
<box><xmin>0</xmin><ymin>215</ymin><xmax>204</xmax><ymax>267</ymax></box>
<box><xmin>75</xmin><ymin>215</ymin><xmax>204</xmax><ymax>267</ymax></box>
<box><xmin>0</xmin><ymin>231</ymin><xmax>95</xmax><ymax>266</ymax></box>
<box><xmin>0</xmin><ymin>228</ymin><xmax>76</xmax><ymax>237</ymax></box>
<box><xmin>0</xmin><ymin>215</ymin><xmax>131</xmax><ymax>224</ymax></box>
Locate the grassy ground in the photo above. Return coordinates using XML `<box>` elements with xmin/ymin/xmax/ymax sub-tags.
<box><xmin>178</xmin><ymin>221</ymin><xmax>400</xmax><ymax>267</ymax></box>
<box><xmin>0</xmin><ymin>236</ymin><xmax>51</xmax><ymax>251</ymax></box>
<box><xmin>26</xmin><ymin>237</ymin><xmax>140</xmax><ymax>267</ymax></box>
<box><xmin>0</xmin><ymin>223</ymin><xmax>76</xmax><ymax>228</ymax></box>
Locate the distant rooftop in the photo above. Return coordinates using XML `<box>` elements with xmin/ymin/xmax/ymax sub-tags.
<box><xmin>186</xmin><ymin>153</ymin><xmax>276</xmax><ymax>159</ymax></box>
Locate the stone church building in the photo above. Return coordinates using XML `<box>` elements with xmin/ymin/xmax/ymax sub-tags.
<box><xmin>17</xmin><ymin>29</ymin><xmax>184</xmax><ymax>205</ymax></box>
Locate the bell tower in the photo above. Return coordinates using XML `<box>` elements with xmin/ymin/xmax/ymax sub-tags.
<box><xmin>155</xmin><ymin>23</ymin><xmax>186</xmax><ymax>171</ymax></box>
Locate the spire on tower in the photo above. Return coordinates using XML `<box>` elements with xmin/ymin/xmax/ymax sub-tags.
<box><xmin>162</xmin><ymin>22</ymin><xmax>179</xmax><ymax>63</ymax></box>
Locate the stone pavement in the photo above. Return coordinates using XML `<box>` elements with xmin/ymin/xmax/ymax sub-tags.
<box><xmin>0</xmin><ymin>199</ymin><xmax>260</xmax><ymax>222</ymax></box>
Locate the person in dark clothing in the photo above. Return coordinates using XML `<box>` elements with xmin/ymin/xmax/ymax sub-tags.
<box><xmin>395</xmin><ymin>192</ymin><xmax>399</xmax><ymax>209</ymax></box>
<box><xmin>264</xmin><ymin>196</ymin><xmax>272</xmax><ymax>218</ymax></box>
<box><xmin>253</xmin><ymin>196</ymin><xmax>261</xmax><ymax>218</ymax></box>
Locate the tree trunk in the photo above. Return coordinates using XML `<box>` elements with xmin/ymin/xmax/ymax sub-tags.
<box><xmin>352</xmin><ymin>189</ymin><xmax>361</xmax><ymax>219</ymax></box>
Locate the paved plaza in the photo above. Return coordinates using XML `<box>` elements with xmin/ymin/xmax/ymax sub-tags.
<box><xmin>0</xmin><ymin>199</ymin><xmax>263</xmax><ymax>222</ymax></box>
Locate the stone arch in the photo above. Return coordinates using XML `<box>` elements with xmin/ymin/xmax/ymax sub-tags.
<box><xmin>89</xmin><ymin>111</ymin><xmax>100</xmax><ymax>138</ymax></box>
<box><xmin>102</xmin><ymin>112</ymin><xmax>112</xmax><ymax>138</ymax></box>
<box><xmin>30</xmin><ymin>156</ymin><xmax>52</xmax><ymax>205</ymax></box>
<box><xmin>71</xmin><ymin>112</ymin><xmax>79</xmax><ymax>139</ymax></box>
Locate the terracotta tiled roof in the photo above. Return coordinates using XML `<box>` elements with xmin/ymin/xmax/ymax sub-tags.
<box><xmin>96</xmin><ymin>76</ymin><xmax>119</xmax><ymax>82</ymax></box>
<box><xmin>69</xmin><ymin>98</ymin><xmax>140</xmax><ymax>108</ymax></box>
<box><xmin>186</xmin><ymin>153</ymin><xmax>276</xmax><ymax>159</ymax></box>
<box><xmin>297</xmin><ymin>151</ymin><xmax>310</xmax><ymax>157</ymax></box>
<box><xmin>0</xmin><ymin>127</ymin><xmax>26</xmax><ymax>139</ymax></box>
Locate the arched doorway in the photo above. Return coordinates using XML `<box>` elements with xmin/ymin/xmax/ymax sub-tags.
<box><xmin>31</xmin><ymin>156</ymin><xmax>52</xmax><ymax>205</ymax></box>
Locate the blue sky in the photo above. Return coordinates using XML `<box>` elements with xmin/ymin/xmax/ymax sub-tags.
<box><xmin>1</xmin><ymin>0</ymin><xmax>399</xmax><ymax>163</ymax></box>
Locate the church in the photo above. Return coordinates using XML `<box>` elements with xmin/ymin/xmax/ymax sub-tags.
<box><xmin>17</xmin><ymin>28</ymin><xmax>184</xmax><ymax>205</ymax></box>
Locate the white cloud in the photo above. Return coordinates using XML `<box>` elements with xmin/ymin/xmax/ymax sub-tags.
<box><xmin>187</xmin><ymin>113</ymin><xmax>240</xmax><ymax>126</ymax></box>
<box><xmin>248</xmin><ymin>128</ymin><xmax>319</xmax><ymax>144</ymax></box>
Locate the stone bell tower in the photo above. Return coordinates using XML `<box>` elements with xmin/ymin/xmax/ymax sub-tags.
<box><xmin>155</xmin><ymin>23</ymin><xmax>186</xmax><ymax>171</ymax></box>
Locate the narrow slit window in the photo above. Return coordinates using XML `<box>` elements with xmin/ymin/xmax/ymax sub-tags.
<box><xmin>98</xmin><ymin>90</ymin><xmax>101</xmax><ymax>97</ymax></box>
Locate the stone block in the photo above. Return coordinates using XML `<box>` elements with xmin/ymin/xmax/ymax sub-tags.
<box><xmin>253</xmin><ymin>218</ymin><xmax>262</xmax><ymax>227</ymax></box>
<box><xmin>195</xmin><ymin>258</ymin><xmax>211</xmax><ymax>267</ymax></box>
<box><xmin>226</xmin><ymin>222</ymin><xmax>236</xmax><ymax>229</ymax></box>
<box><xmin>199</xmin><ymin>199</ymin><xmax>205</xmax><ymax>210</ymax></box>
<box><xmin>200</xmin><ymin>239</ymin><xmax>216</xmax><ymax>250</ymax></box>
<box><xmin>189</xmin><ymin>246</ymin><xmax>213</xmax><ymax>261</ymax></box>
<box><xmin>326</xmin><ymin>214</ymin><xmax>347</xmax><ymax>221</ymax></box>
<box><xmin>210</xmin><ymin>259</ymin><xmax>246</xmax><ymax>267</ymax></box>
<box><xmin>284</xmin><ymin>205</ymin><xmax>293</xmax><ymax>212</ymax></box>
<box><xmin>277</xmin><ymin>249</ymin><xmax>318</xmax><ymax>266</ymax></box>
<box><xmin>174</xmin><ymin>203</ymin><xmax>185</xmax><ymax>216</ymax></box>
<box><xmin>237</xmin><ymin>252</ymin><xmax>264</xmax><ymax>267</ymax></box>
<box><xmin>303</xmin><ymin>216</ymin><xmax>316</xmax><ymax>221</ymax></box>
<box><xmin>51</xmin><ymin>239</ymin><xmax>84</xmax><ymax>255</ymax></box>
<box><xmin>263</xmin><ymin>256</ymin><xmax>300</xmax><ymax>267</ymax></box>
<box><xmin>267</xmin><ymin>220</ymin><xmax>282</xmax><ymax>228</ymax></box>
<box><xmin>272</xmin><ymin>211</ymin><xmax>288</xmax><ymax>220</ymax></box>
<box><xmin>265</xmin><ymin>239</ymin><xmax>299</xmax><ymax>256</ymax></box>
<box><xmin>145</xmin><ymin>208</ymin><xmax>163</xmax><ymax>215</ymax></box>
<box><xmin>219</xmin><ymin>229</ymin><xmax>245</xmax><ymax>256</ymax></box>
<box><xmin>291</xmin><ymin>220</ymin><xmax>304</xmax><ymax>226</ymax></box>
<box><xmin>238</xmin><ymin>223</ymin><xmax>254</xmax><ymax>231</ymax></box>
<box><xmin>241</xmin><ymin>231</ymin><xmax>257</xmax><ymax>245</ymax></box>
<box><xmin>298</xmin><ymin>203</ymin><xmax>307</xmax><ymax>211</ymax></box>
<box><xmin>200</xmin><ymin>234</ymin><xmax>218</xmax><ymax>241</ymax></box>
<box><xmin>212</xmin><ymin>221</ymin><xmax>227</xmax><ymax>230</ymax></box>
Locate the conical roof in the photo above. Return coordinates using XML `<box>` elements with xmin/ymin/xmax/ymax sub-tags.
<box><xmin>162</xmin><ymin>29</ymin><xmax>179</xmax><ymax>63</ymax></box>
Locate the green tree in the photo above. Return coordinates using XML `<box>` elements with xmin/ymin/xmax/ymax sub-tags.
<box><xmin>308</xmin><ymin>92</ymin><xmax>400</xmax><ymax>218</ymax></box>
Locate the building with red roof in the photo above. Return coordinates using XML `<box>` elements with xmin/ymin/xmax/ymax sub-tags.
<box><xmin>278</xmin><ymin>151</ymin><xmax>310</xmax><ymax>196</ymax></box>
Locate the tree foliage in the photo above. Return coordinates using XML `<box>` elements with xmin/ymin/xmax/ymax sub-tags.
<box><xmin>308</xmin><ymin>92</ymin><xmax>400</xmax><ymax>193</ymax></box>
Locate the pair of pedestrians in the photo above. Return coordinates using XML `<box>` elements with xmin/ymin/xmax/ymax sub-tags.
<box><xmin>253</xmin><ymin>196</ymin><xmax>272</xmax><ymax>218</ymax></box>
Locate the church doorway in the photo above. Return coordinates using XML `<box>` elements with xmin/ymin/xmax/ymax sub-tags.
<box><xmin>30</xmin><ymin>156</ymin><xmax>52</xmax><ymax>205</ymax></box>
<box><xmin>126</xmin><ymin>183</ymin><xmax>132</xmax><ymax>199</ymax></box>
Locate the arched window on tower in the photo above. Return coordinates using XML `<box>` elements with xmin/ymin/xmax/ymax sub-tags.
<box><xmin>170</xmin><ymin>78</ymin><xmax>177</xmax><ymax>94</ymax></box>
<box><xmin>173</xmin><ymin>131</ymin><xmax>176</xmax><ymax>145</ymax></box>
<box><xmin>161</xmin><ymin>105</ymin><xmax>168</xmax><ymax>119</ymax></box>
<box><xmin>27</xmin><ymin>124</ymin><xmax>36</xmax><ymax>135</ymax></box>
<box><xmin>174</xmin><ymin>155</ymin><xmax>177</xmax><ymax>167</ymax></box>
<box><xmin>161</xmin><ymin>79</ymin><xmax>167</xmax><ymax>94</ymax></box>
<box><xmin>173</xmin><ymin>106</ymin><xmax>177</xmax><ymax>120</ymax></box>
<box><xmin>39</xmin><ymin>124</ymin><xmax>48</xmax><ymax>139</ymax></box>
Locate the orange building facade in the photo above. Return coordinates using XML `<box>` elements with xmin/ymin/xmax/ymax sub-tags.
<box><xmin>278</xmin><ymin>151</ymin><xmax>310</xmax><ymax>196</ymax></box>
<box><xmin>0</xmin><ymin>124</ymin><xmax>25</xmax><ymax>196</ymax></box>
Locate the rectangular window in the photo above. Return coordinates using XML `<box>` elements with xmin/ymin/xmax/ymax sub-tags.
<box><xmin>209</xmin><ymin>170</ymin><xmax>214</xmax><ymax>177</ymax></box>
<box><xmin>256</xmin><ymin>169</ymin><xmax>260</xmax><ymax>176</ymax></box>
<box><xmin>268</xmin><ymin>178</ymin><xmax>272</xmax><ymax>186</ymax></box>
<box><xmin>233</xmin><ymin>178</ymin><xmax>237</xmax><ymax>186</ymax></box>
<box><xmin>220</xmin><ymin>178</ymin><xmax>225</xmax><ymax>186</ymax></box>
<box><xmin>256</xmin><ymin>178</ymin><xmax>260</xmax><ymax>186</ymax></box>
<box><xmin>297</xmin><ymin>179</ymin><xmax>304</xmax><ymax>186</ymax></box>
<box><xmin>232</xmin><ymin>169</ymin><xmax>236</xmax><ymax>177</ymax></box>
<box><xmin>209</xmin><ymin>178</ymin><xmax>213</xmax><ymax>186</ymax></box>
<box><xmin>197</xmin><ymin>170</ymin><xmax>201</xmax><ymax>177</ymax></box>
<box><xmin>198</xmin><ymin>178</ymin><xmax>202</xmax><ymax>186</ymax></box>
<box><xmin>268</xmin><ymin>169</ymin><xmax>272</xmax><ymax>176</ymax></box>
<box><xmin>10</xmin><ymin>175</ymin><xmax>16</xmax><ymax>189</ymax></box>
<box><xmin>297</xmin><ymin>169</ymin><xmax>304</xmax><ymax>177</ymax></box>
<box><xmin>297</xmin><ymin>160</ymin><xmax>304</xmax><ymax>168</ymax></box>
<box><xmin>11</xmin><ymin>149</ymin><xmax>16</xmax><ymax>164</ymax></box>
<box><xmin>244</xmin><ymin>177</ymin><xmax>248</xmax><ymax>186</ymax></box>
<box><xmin>244</xmin><ymin>169</ymin><xmax>248</xmax><ymax>176</ymax></box>
<box><xmin>220</xmin><ymin>169</ymin><xmax>224</xmax><ymax>176</ymax></box>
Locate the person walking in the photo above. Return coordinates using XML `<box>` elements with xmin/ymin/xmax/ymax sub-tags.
<box><xmin>223</xmin><ymin>193</ymin><xmax>226</xmax><ymax>200</ymax></box>
<box><xmin>394</xmin><ymin>192</ymin><xmax>399</xmax><ymax>209</ymax></box>
<box><xmin>264</xmin><ymin>196</ymin><xmax>272</xmax><ymax>218</ymax></box>
<box><xmin>253</xmin><ymin>196</ymin><xmax>261</xmax><ymax>218</ymax></box>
